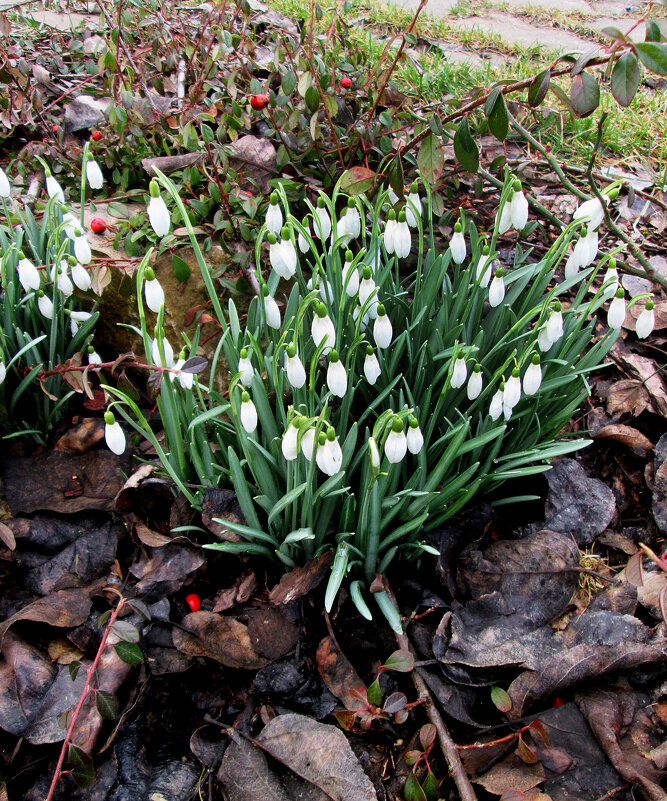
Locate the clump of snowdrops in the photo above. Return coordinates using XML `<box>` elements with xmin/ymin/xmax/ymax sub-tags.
<box><xmin>105</xmin><ymin>169</ymin><xmax>654</xmax><ymax>630</ymax></box>
<box><xmin>0</xmin><ymin>147</ymin><xmax>106</xmax><ymax>442</ymax></box>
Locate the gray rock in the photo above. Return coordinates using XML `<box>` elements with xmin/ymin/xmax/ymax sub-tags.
<box><xmin>63</xmin><ymin>94</ymin><xmax>112</xmax><ymax>132</ymax></box>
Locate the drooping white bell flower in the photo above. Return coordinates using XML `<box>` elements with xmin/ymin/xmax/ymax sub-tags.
<box><xmin>104</xmin><ymin>410</ymin><xmax>126</xmax><ymax>455</ymax></box>
<box><xmin>450</xmin><ymin>356</ymin><xmax>467</xmax><ymax>389</ymax></box>
<box><xmin>147</xmin><ymin>180</ymin><xmax>170</xmax><ymax>237</ymax></box>
<box><xmin>358</xmin><ymin>267</ymin><xmax>377</xmax><ymax>309</ymax></box>
<box><xmin>496</xmin><ymin>197</ymin><xmax>512</xmax><ymax>234</ymax></box>
<box><xmin>406</xmin><ymin>417</ymin><xmax>424</xmax><ymax>455</ymax></box>
<box><xmin>467</xmin><ymin>364</ymin><xmax>483</xmax><ymax>400</ymax></box>
<box><xmin>523</xmin><ymin>354</ymin><xmax>542</xmax><ymax>395</ymax></box>
<box><xmin>564</xmin><ymin>250</ymin><xmax>580</xmax><ymax>280</ymax></box>
<box><xmin>88</xmin><ymin>347</ymin><xmax>102</xmax><ymax>366</ymax></box>
<box><xmin>152</xmin><ymin>334</ymin><xmax>174</xmax><ymax>368</ymax></box>
<box><xmin>476</xmin><ymin>246</ymin><xmax>493</xmax><ymax>288</ymax></box>
<box><xmin>537</xmin><ymin>324</ymin><xmax>554</xmax><ymax>353</ymax></box>
<box><xmin>546</xmin><ymin>302</ymin><xmax>564</xmax><ymax>342</ymax></box>
<box><xmin>338</xmin><ymin>198</ymin><xmax>361</xmax><ymax>242</ymax></box>
<box><xmin>405</xmin><ymin>182</ymin><xmax>422</xmax><ymax>228</ymax></box>
<box><xmin>503</xmin><ymin>402</ymin><xmax>514</xmax><ymax>421</ymax></box>
<box><xmin>74</xmin><ymin>233</ymin><xmax>92</xmax><ymax>265</ymax></box>
<box><xmin>38</xmin><ymin>292</ymin><xmax>54</xmax><ymax>319</ymax></box>
<box><xmin>326</xmin><ymin>350</ymin><xmax>347</xmax><ymax>397</ymax></box>
<box><xmin>384</xmin><ymin>209</ymin><xmax>397</xmax><ymax>255</ymax></box>
<box><xmin>307</xmin><ymin>274</ymin><xmax>333</xmax><ymax>304</ymax></box>
<box><xmin>364</xmin><ymin>345</ymin><xmax>381</xmax><ymax>385</ymax></box>
<box><xmin>384</xmin><ymin>418</ymin><xmax>407</xmax><ymax>464</ymax></box>
<box><xmin>573</xmin><ymin>195</ymin><xmax>608</xmax><ymax>230</ymax></box>
<box><xmin>607</xmin><ymin>287</ymin><xmax>626</xmax><ymax>330</ymax></box>
<box><xmin>62</xmin><ymin>212</ymin><xmax>80</xmax><ymax>240</ymax></box>
<box><xmin>0</xmin><ymin>167</ymin><xmax>10</xmax><ymax>198</ymax></box>
<box><xmin>270</xmin><ymin>227</ymin><xmax>298</xmax><ymax>279</ymax></box>
<box><xmin>301</xmin><ymin>427</ymin><xmax>316</xmax><ymax>461</ymax></box>
<box><xmin>71</xmin><ymin>261</ymin><xmax>92</xmax><ymax>291</ymax></box>
<box><xmin>393</xmin><ymin>211</ymin><xmax>411</xmax><ymax>259</ymax></box>
<box><xmin>266</xmin><ymin>191</ymin><xmax>283</xmax><ymax>234</ymax></box>
<box><xmin>0</xmin><ymin>360</ymin><xmax>5</xmax><ymax>385</ymax></box>
<box><xmin>602</xmin><ymin>260</ymin><xmax>619</xmax><ymax>298</ymax></box>
<box><xmin>17</xmin><ymin>254</ymin><xmax>41</xmax><ymax>292</ymax></box>
<box><xmin>282</xmin><ymin>419</ymin><xmax>300</xmax><ymax>461</ymax></box>
<box><xmin>240</xmin><ymin>391</ymin><xmax>258</xmax><ymax>433</ymax></box>
<box><xmin>311</xmin><ymin>302</ymin><xmax>335</xmax><ymax>355</ymax></box>
<box><xmin>636</xmin><ymin>299</ymin><xmax>655</xmax><ymax>340</ymax></box>
<box><xmin>298</xmin><ymin>225</ymin><xmax>310</xmax><ymax>254</ymax></box>
<box><xmin>343</xmin><ymin>251</ymin><xmax>359</xmax><ymax>297</ymax></box>
<box><xmin>449</xmin><ymin>222</ymin><xmax>466</xmax><ymax>265</ymax></box>
<box><xmin>353</xmin><ymin>304</ymin><xmax>369</xmax><ymax>331</ymax></box>
<box><xmin>488</xmin><ymin>267</ymin><xmax>505</xmax><ymax>307</ymax></box>
<box><xmin>46</xmin><ymin>172</ymin><xmax>65</xmax><ymax>203</ymax></box>
<box><xmin>85</xmin><ymin>159</ymin><xmax>104</xmax><ymax>190</ymax></box>
<box><xmin>285</xmin><ymin>344</ymin><xmax>306</xmax><ymax>389</ymax></box>
<box><xmin>170</xmin><ymin>356</ymin><xmax>195</xmax><ymax>389</ymax></box>
<box><xmin>317</xmin><ymin>429</ymin><xmax>343</xmax><ymax>476</ymax></box>
<box><xmin>510</xmin><ymin>180</ymin><xmax>529</xmax><ymax>231</ymax></box>
<box><xmin>313</xmin><ymin>198</ymin><xmax>332</xmax><ymax>240</ymax></box>
<box><xmin>262</xmin><ymin>286</ymin><xmax>281</xmax><ymax>330</ymax></box>
<box><xmin>51</xmin><ymin>260</ymin><xmax>73</xmax><ymax>297</ymax></box>
<box><xmin>369</xmin><ymin>436</ymin><xmax>380</xmax><ymax>473</ymax></box>
<box><xmin>582</xmin><ymin>226</ymin><xmax>598</xmax><ymax>266</ymax></box>
<box><xmin>489</xmin><ymin>386</ymin><xmax>504</xmax><ymax>421</ymax></box>
<box><xmin>387</xmin><ymin>187</ymin><xmax>400</xmax><ymax>205</ymax></box>
<box><xmin>373</xmin><ymin>305</ymin><xmax>392</xmax><ymax>349</ymax></box>
<box><xmin>70</xmin><ymin>310</ymin><xmax>92</xmax><ymax>336</ymax></box>
<box><xmin>144</xmin><ymin>266</ymin><xmax>164</xmax><ymax>312</ymax></box>
<box><xmin>237</xmin><ymin>348</ymin><xmax>254</xmax><ymax>387</ymax></box>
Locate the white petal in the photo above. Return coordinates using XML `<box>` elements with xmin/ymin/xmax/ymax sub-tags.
<box><xmin>301</xmin><ymin>428</ymin><xmax>316</xmax><ymax>460</ymax></box>
<box><xmin>510</xmin><ymin>191</ymin><xmax>528</xmax><ymax>231</ymax></box>
<box><xmin>406</xmin><ymin>426</ymin><xmax>424</xmax><ymax>455</ymax></box>
<box><xmin>327</xmin><ymin>360</ymin><xmax>347</xmax><ymax>397</ymax></box>
<box><xmin>343</xmin><ymin>263</ymin><xmax>359</xmax><ymax>297</ymax></box>
<box><xmin>496</xmin><ymin>202</ymin><xmax>512</xmax><ymax>234</ymax></box>
<box><xmin>238</xmin><ymin>356</ymin><xmax>254</xmax><ymax>387</ymax></box>
<box><xmin>282</xmin><ymin>425</ymin><xmax>299</xmax><ymax>460</ymax></box>
<box><xmin>152</xmin><ymin>337</ymin><xmax>174</xmax><ymax>367</ymax></box>
<box><xmin>405</xmin><ymin>192</ymin><xmax>422</xmax><ymax>228</ymax></box>
<box><xmin>0</xmin><ymin>168</ymin><xmax>10</xmax><ymax>198</ymax></box>
<box><xmin>145</xmin><ymin>278</ymin><xmax>164</xmax><ymax>312</ymax></box>
<box><xmin>358</xmin><ymin>277</ymin><xmax>376</xmax><ymax>307</ymax></box>
<box><xmin>523</xmin><ymin>363</ymin><xmax>542</xmax><ymax>395</ymax></box>
<box><xmin>86</xmin><ymin>160</ymin><xmax>104</xmax><ymax>189</ymax></box>
<box><xmin>574</xmin><ymin>196</ymin><xmax>605</xmax><ymax>230</ymax></box>
<box><xmin>393</xmin><ymin>221</ymin><xmax>411</xmax><ymax>259</ymax></box>
<box><xmin>71</xmin><ymin>262</ymin><xmax>91</xmax><ymax>291</ymax></box>
<box><xmin>503</xmin><ymin>376</ymin><xmax>521</xmax><ymax>409</ymax></box>
<box><xmin>264</xmin><ymin>295</ymin><xmax>281</xmax><ymax>329</ymax></box>
<box><xmin>46</xmin><ymin>175</ymin><xmax>65</xmax><ymax>203</ymax></box>
<box><xmin>148</xmin><ymin>196</ymin><xmax>170</xmax><ymax>237</ymax></box>
<box><xmin>488</xmin><ymin>276</ymin><xmax>505</xmax><ymax>307</ymax></box>
<box><xmin>450</xmin><ymin>357</ymin><xmax>467</xmax><ymax>388</ymax></box>
<box><xmin>384</xmin><ymin>430</ymin><xmax>407</xmax><ymax>463</ymax></box>
<box><xmin>105</xmin><ymin>421</ymin><xmax>126</xmax><ymax>454</ymax></box>
<box><xmin>636</xmin><ymin>308</ymin><xmax>654</xmax><ymax>339</ymax></box>
<box><xmin>286</xmin><ymin>354</ymin><xmax>306</xmax><ymax>388</ymax></box>
<box><xmin>373</xmin><ymin>315</ymin><xmax>392</xmax><ymax>349</ymax></box>
<box><xmin>607</xmin><ymin>297</ymin><xmax>626</xmax><ymax>329</ymax></box>
<box><xmin>38</xmin><ymin>294</ymin><xmax>54</xmax><ymax>319</ymax></box>
<box><xmin>467</xmin><ymin>371</ymin><xmax>483</xmax><ymax>400</ymax></box>
<box><xmin>546</xmin><ymin>311</ymin><xmax>563</xmax><ymax>342</ymax></box>
<box><xmin>240</xmin><ymin>399</ymin><xmax>258</xmax><ymax>433</ymax></box>
<box><xmin>364</xmin><ymin>353</ymin><xmax>381</xmax><ymax>384</ymax></box>
<box><xmin>74</xmin><ymin>236</ymin><xmax>92</xmax><ymax>265</ymax></box>
<box><xmin>489</xmin><ymin>389</ymin><xmax>503</xmax><ymax>421</ymax></box>
<box><xmin>18</xmin><ymin>259</ymin><xmax>41</xmax><ymax>292</ymax></box>
<box><xmin>314</xmin><ymin>206</ymin><xmax>332</xmax><ymax>240</ymax></box>
<box><xmin>311</xmin><ymin>315</ymin><xmax>335</xmax><ymax>354</ymax></box>
<box><xmin>449</xmin><ymin>231</ymin><xmax>466</xmax><ymax>264</ymax></box>
<box><xmin>538</xmin><ymin>325</ymin><xmax>554</xmax><ymax>353</ymax></box>
<box><xmin>266</xmin><ymin>203</ymin><xmax>283</xmax><ymax>234</ymax></box>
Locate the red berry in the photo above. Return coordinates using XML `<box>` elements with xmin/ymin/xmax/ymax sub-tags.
<box><xmin>250</xmin><ymin>94</ymin><xmax>270</xmax><ymax>110</ymax></box>
<box><xmin>90</xmin><ymin>217</ymin><xmax>107</xmax><ymax>234</ymax></box>
<box><xmin>52</xmin><ymin>124</ymin><xmax>59</xmax><ymax>133</ymax></box>
<box><xmin>185</xmin><ymin>593</ymin><xmax>201</xmax><ymax>612</ymax></box>
<box><xmin>341</xmin><ymin>77</ymin><xmax>353</xmax><ymax>88</ymax></box>
<box><xmin>91</xmin><ymin>130</ymin><xmax>102</xmax><ymax>141</ymax></box>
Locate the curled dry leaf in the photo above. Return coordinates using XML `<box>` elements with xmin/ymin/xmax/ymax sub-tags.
<box><xmin>316</xmin><ymin>635</ymin><xmax>364</xmax><ymax>711</ymax></box>
<box><xmin>594</xmin><ymin>424</ymin><xmax>654</xmax><ymax>457</ymax></box>
<box><xmin>606</xmin><ymin>379</ymin><xmax>650</xmax><ymax>418</ymax></box>
<box><xmin>0</xmin><ymin>588</ymin><xmax>92</xmax><ymax>645</ymax></box>
<box><xmin>173</xmin><ymin>611</ymin><xmax>268</xmax><ymax>669</ymax></box>
<box><xmin>268</xmin><ymin>552</ymin><xmax>334</xmax><ymax>605</ymax></box>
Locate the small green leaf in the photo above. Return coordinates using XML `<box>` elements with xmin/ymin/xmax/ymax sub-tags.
<box><xmin>339</xmin><ymin>166</ymin><xmax>376</xmax><ymax>195</ymax></box>
<box><xmin>172</xmin><ymin>255</ymin><xmax>191</xmax><ymax>282</ymax></box>
<box><xmin>95</xmin><ymin>690</ymin><xmax>120</xmax><ymax>720</ymax></box>
<box><xmin>335</xmin><ymin>710</ymin><xmax>356</xmax><ymax>730</ymax></box>
<box><xmin>570</xmin><ymin>71</ymin><xmax>600</xmax><ymax>117</ymax></box>
<box><xmin>68</xmin><ymin>745</ymin><xmax>95</xmax><ymax>788</ymax></box>
<box><xmin>114</xmin><ymin>641</ymin><xmax>143</xmax><ymax>665</ymax></box>
<box><xmin>305</xmin><ymin>85</ymin><xmax>321</xmax><ymax>112</ymax></box>
<box><xmin>366</xmin><ymin>678</ymin><xmax>382</xmax><ymax>707</ymax></box>
<box><xmin>453</xmin><ymin>118</ymin><xmax>479</xmax><ymax>173</ymax></box>
<box><xmin>417</xmin><ymin>133</ymin><xmax>444</xmax><ymax>185</ymax></box>
<box><xmin>645</xmin><ymin>19</ymin><xmax>663</xmax><ymax>41</ymax></box>
<box><xmin>69</xmin><ymin>661</ymin><xmax>83</xmax><ymax>681</ymax></box>
<box><xmin>601</xmin><ymin>25</ymin><xmax>628</xmax><ymax>43</ymax></box>
<box><xmin>383</xmin><ymin>691</ymin><xmax>407</xmax><ymax>714</ymax></box>
<box><xmin>404</xmin><ymin>772</ymin><xmax>427</xmax><ymax>801</ymax></box>
<box><xmin>383</xmin><ymin>648</ymin><xmax>414</xmax><ymax>672</ymax></box>
<box><xmin>281</xmin><ymin>70</ymin><xmax>296</xmax><ymax>94</ymax></box>
<box><xmin>491</xmin><ymin>686</ymin><xmax>513</xmax><ymax>713</ymax></box>
<box><xmin>518</xmin><ymin>736</ymin><xmax>538</xmax><ymax>764</ymax></box>
<box><xmin>422</xmin><ymin>770</ymin><xmax>441</xmax><ymax>801</ymax></box>
<box><xmin>386</xmin><ymin>153</ymin><xmax>404</xmax><ymax>199</ymax></box>
<box><xmin>484</xmin><ymin>87</ymin><xmax>509</xmax><ymax>141</ymax></box>
<box><xmin>611</xmin><ymin>52</ymin><xmax>642</xmax><ymax>107</ymax></box>
<box><xmin>634</xmin><ymin>41</ymin><xmax>667</xmax><ymax>75</ymax></box>
<box><xmin>110</xmin><ymin>620</ymin><xmax>140</xmax><ymax>643</ymax></box>
<box><xmin>528</xmin><ymin>68</ymin><xmax>550</xmax><ymax>107</ymax></box>
<box><xmin>419</xmin><ymin>723</ymin><xmax>436</xmax><ymax>751</ymax></box>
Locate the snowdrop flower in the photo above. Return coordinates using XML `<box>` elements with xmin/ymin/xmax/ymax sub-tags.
<box><xmin>449</xmin><ymin>222</ymin><xmax>466</xmax><ymax>265</ymax></box>
<box><xmin>369</xmin><ymin>436</ymin><xmax>380</xmax><ymax>474</ymax></box>
<box><xmin>313</xmin><ymin>197</ymin><xmax>332</xmax><ymax>240</ymax></box>
<box><xmin>37</xmin><ymin>292</ymin><xmax>54</xmax><ymax>319</ymax></box>
<box><xmin>387</xmin><ymin>187</ymin><xmax>400</xmax><ymax>205</ymax></box>
<box><xmin>269</xmin><ymin>227</ymin><xmax>297</xmax><ymax>279</ymax></box>
<box><xmin>71</xmin><ymin>260</ymin><xmax>91</xmax><ymax>291</ymax></box>
<box><xmin>607</xmin><ymin>287</ymin><xmax>626</xmax><ymax>330</ymax></box>
<box><xmin>582</xmin><ymin>226</ymin><xmax>598</xmax><ymax>266</ymax></box>
<box><xmin>74</xmin><ymin>233</ymin><xmax>92</xmax><ymax>265</ymax></box>
<box><xmin>311</xmin><ymin>302</ymin><xmax>335</xmax><ymax>355</ymax></box>
<box><xmin>316</xmin><ymin>428</ymin><xmax>343</xmax><ymax>476</ymax></box>
<box><xmin>636</xmin><ymin>299</ymin><xmax>655</xmax><ymax>340</ymax></box>
<box><xmin>62</xmin><ymin>212</ymin><xmax>80</xmax><ymax>240</ymax></box>
<box><xmin>467</xmin><ymin>363</ymin><xmax>483</xmax><ymax>400</ymax></box>
<box><xmin>489</xmin><ymin>385</ymin><xmax>504</xmax><ymax>421</ymax></box>
<box><xmin>262</xmin><ymin>286</ymin><xmax>281</xmax><ymax>330</ymax></box>
<box><xmin>144</xmin><ymin>267</ymin><xmax>164</xmax><ymax>312</ymax></box>
<box><xmin>373</xmin><ymin>305</ymin><xmax>392</xmax><ymax>349</ymax></box>
<box><xmin>85</xmin><ymin>159</ymin><xmax>104</xmax><ymax>190</ymax></box>
<box><xmin>384</xmin><ymin>418</ymin><xmax>407</xmax><ymax>464</ymax></box>
<box><xmin>285</xmin><ymin>344</ymin><xmax>306</xmax><ymax>389</ymax></box>
<box><xmin>343</xmin><ymin>250</ymin><xmax>359</xmax><ymax>297</ymax></box>
<box><xmin>307</xmin><ymin>274</ymin><xmax>334</xmax><ymax>305</ymax></box>
<box><xmin>546</xmin><ymin>302</ymin><xmax>564</xmax><ymax>343</ymax></box>
<box><xmin>488</xmin><ymin>267</ymin><xmax>505</xmax><ymax>307</ymax></box>
<box><xmin>237</xmin><ymin>348</ymin><xmax>254</xmax><ymax>387</ymax></box>
<box><xmin>338</xmin><ymin>198</ymin><xmax>361</xmax><ymax>242</ymax></box>
<box><xmin>88</xmin><ymin>347</ymin><xmax>102</xmax><ymax>366</ymax></box>
<box><xmin>170</xmin><ymin>355</ymin><xmax>195</xmax><ymax>390</ymax></box>
<box><xmin>450</xmin><ymin>356</ymin><xmax>467</xmax><ymax>388</ymax></box>
<box><xmin>406</xmin><ymin>416</ymin><xmax>424</xmax><ymax>455</ymax></box>
<box><xmin>384</xmin><ymin>209</ymin><xmax>397</xmax><ymax>255</ymax></box>
<box><xmin>70</xmin><ymin>310</ymin><xmax>92</xmax><ymax>336</ymax></box>
<box><xmin>364</xmin><ymin>345</ymin><xmax>381</xmax><ymax>384</ymax></box>
<box><xmin>0</xmin><ymin>167</ymin><xmax>10</xmax><ymax>198</ymax></box>
<box><xmin>358</xmin><ymin>267</ymin><xmax>377</xmax><ymax>309</ymax></box>
<box><xmin>476</xmin><ymin>245</ymin><xmax>493</xmax><ymax>287</ymax></box>
<box><xmin>537</xmin><ymin>324</ymin><xmax>554</xmax><ymax>353</ymax></box>
<box><xmin>282</xmin><ymin>419</ymin><xmax>300</xmax><ymax>461</ymax></box>
<box><xmin>240</xmin><ymin>391</ymin><xmax>258</xmax><ymax>433</ymax></box>
<box><xmin>298</xmin><ymin>224</ymin><xmax>310</xmax><ymax>254</ymax></box>
<box><xmin>602</xmin><ymin>259</ymin><xmax>619</xmax><ymax>298</ymax></box>
<box><xmin>265</xmin><ymin>191</ymin><xmax>283</xmax><ymax>234</ymax></box>
<box><xmin>147</xmin><ymin>180</ymin><xmax>170</xmax><ymax>237</ymax></box>
<box><xmin>564</xmin><ymin>250</ymin><xmax>580</xmax><ymax>280</ymax></box>
<box><xmin>573</xmin><ymin>194</ymin><xmax>609</xmax><ymax>230</ymax></box>
<box><xmin>405</xmin><ymin>182</ymin><xmax>422</xmax><ymax>228</ymax></box>
<box><xmin>51</xmin><ymin>260</ymin><xmax>73</xmax><ymax>297</ymax></box>
<box><xmin>523</xmin><ymin>354</ymin><xmax>542</xmax><ymax>395</ymax></box>
<box><xmin>327</xmin><ymin>350</ymin><xmax>347</xmax><ymax>397</ymax></box>
<box><xmin>496</xmin><ymin>198</ymin><xmax>512</xmax><ymax>235</ymax></box>
<box><xmin>301</xmin><ymin>427</ymin><xmax>316</xmax><ymax>460</ymax></box>
<box><xmin>353</xmin><ymin>304</ymin><xmax>369</xmax><ymax>330</ymax></box>
<box><xmin>510</xmin><ymin>180</ymin><xmax>529</xmax><ymax>231</ymax></box>
<box><xmin>104</xmin><ymin>410</ymin><xmax>126</xmax><ymax>455</ymax></box>
<box><xmin>394</xmin><ymin>211</ymin><xmax>411</xmax><ymax>259</ymax></box>
<box><xmin>45</xmin><ymin>171</ymin><xmax>65</xmax><ymax>203</ymax></box>
<box><xmin>152</xmin><ymin>334</ymin><xmax>174</xmax><ymax>367</ymax></box>
<box><xmin>0</xmin><ymin>360</ymin><xmax>5</xmax><ymax>385</ymax></box>
<box><xmin>17</xmin><ymin>253</ymin><xmax>40</xmax><ymax>292</ymax></box>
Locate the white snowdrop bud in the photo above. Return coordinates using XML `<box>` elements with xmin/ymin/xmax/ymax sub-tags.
<box><xmin>369</xmin><ymin>436</ymin><xmax>380</xmax><ymax>474</ymax></box>
<box><xmin>51</xmin><ymin>260</ymin><xmax>73</xmax><ymax>297</ymax></box>
<box><xmin>0</xmin><ymin>360</ymin><xmax>5</xmax><ymax>385</ymax></box>
<box><xmin>240</xmin><ymin>391</ymin><xmax>258</xmax><ymax>433</ymax></box>
<box><xmin>489</xmin><ymin>386</ymin><xmax>504</xmax><ymax>421</ymax></box>
<box><xmin>311</xmin><ymin>302</ymin><xmax>335</xmax><ymax>355</ymax></box>
<box><xmin>269</xmin><ymin>227</ymin><xmax>297</xmax><ymax>279</ymax></box>
<box><xmin>237</xmin><ymin>348</ymin><xmax>254</xmax><ymax>387</ymax></box>
<box><xmin>607</xmin><ymin>287</ymin><xmax>626</xmax><ymax>330</ymax></box>
<box><xmin>373</xmin><ymin>304</ymin><xmax>392</xmax><ymax>349</ymax></box>
<box><xmin>144</xmin><ymin>266</ymin><xmax>164</xmax><ymax>312</ymax></box>
<box><xmin>636</xmin><ymin>299</ymin><xmax>655</xmax><ymax>340</ymax></box>
<box><xmin>467</xmin><ymin>364</ymin><xmax>483</xmax><ymax>400</ymax></box>
<box><xmin>537</xmin><ymin>324</ymin><xmax>554</xmax><ymax>353</ymax></box>
<box><xmin>364</xmin><ymin>345</ymin><xmax>381</xmax><ymax>385</ymax></box>
<box><xmin>582</xmin><ymin>226</ymin><xmax>598</xmax><ymax>265</ymax></box>
<box><xmin>476</xmin><ymin>245</ymin><xmax>492</xmax><ymax>287</ymax></box>
<box><xmin>384</xmin><ymin>209</ymin><xmax>397</xmax><ymax>255</ymax></box>
<box><xmin>393</xmin><ymin>211</ymin><xmax>411</xmax><ymax>259</ymax></box>
<box><xmin>359</xmin><ymin>266</ymin><xmax>377</xmax><ymax>309</ymax></box>
<box><xmin>307</xmin><ymin>274</ymin><xmax>333</xmax><ymax>304</ymax></box>
<box><xmin>38</xmin><ymin>292</ymin><xmax>54</xmax><ymax>319</ymax></box>
<box><xmin>343</xmin><ymin>250</ymin><xmax>359</xmax><ymax>297</ymax></box>
<box><xmin>266</xmin><ymin>191</ymin><xmax>283</xmax><ymax>234</ymax></box>
<box><xmin>62</xmin><ymin>212</ymin><xmax>80</xmax><ymax>240</ymax></box>
<box><xmin>301</xmin><ymin>427</ymin><xmax>316</xmax><ymax>461</ymax></box>
<box><xmin>503</xmin><ymin>368</ymin><xmax>522</xmax><ymax>410</ymax></box>
<box><xmin>152</xmin><ymin>334</ymin><xmax>174</xmax><ymax>368</ymax></box>
<box><xmin>510</xmin><ymin>180</ymin><xmax>528</xmax><ymax>231</ymax></box>
<box><xmin>282</xmin><ymin>419</ymin><xmax>300</xmax><ymax>461</ymax></box>
<box><xmin>17</xmin><ymin>254</ymin><xmax>41</xmax><ymax>292</ymax></box>
<box><xmin>488</xmin><ymin>267</ymin><xmax>505</xmax><ymax>307</ymax></box>
<box><xmin>573</xmin><ymin>195</ymin><xmax>607</xmax><ymax>230</ymax></box>
<box><xmin>285</xmin><ymin>344</ymin><xmax>306</xmax><ymax>389</ymax></box>
<box><xmin>523</xmin><ymin>354</ymin><xmax>542</xmax><ymax>396</ymax></box>
<box><xmin>0</xmin><ymin>167</ymin><xmax>10</xmax><ymax>198</ymax></box>
<box><xmin>298</xmin><ymin>226</ymin><xmax>310</xmax><ymax>254</ymax></box>
<box><xmin>85</xmin><ymin>159</ymin><xmax>104</xmax><ymax>189</ymax></box>
<box><xmin>405</xmin><ymin>182</ymin><xmax>422</xmax><ymax>228</ymax></box>
<box><xmin>341</xmin><ymin>198</ymin><xmax>360</xmax><ymax>240</ymax></box>
<box><xmin>71</xmin><ymin>261</ymin><xmax>91</xmax><ymax>291</ymax></box>
<box><xmin>449</xmin><ymin>222</ymin><xmax>466</xmax><ymax>265</ymax></box>
<box><xmin>327</xmin><ymin>350</ymin><xmax>347</xmax><ymax>397</ymax></box>
<box><xmin>104</xmin><ymin>410</ymin><xmax>126</xmax><ymax>455</ymax></box>
<box><xmin>546</xmin><ymin>302</ymin><xmax>564</xmax><ymax>342</ymax></box>
<box><xmin>46</xmin><ymin>173</ymin><xmax>65</xmax><ymax>203</ymax></box>
<box><xmin>564</xmin><ymin>250</ymin><xmax>580</xmax><ymax>280</ymax></box>
<box><xmin>147</xmin><ymin>180</ymin><xmax>170</xmax><ymax>237</ymax></box>
<box><xmin>70</xmin><ymin>310</ymin><xmax>92</xmax><ymax>336</ymax></box>
<box><xmin>321</xmin><ymin>428</ymin><xmax>343</xmax><ymax>475</ymax></box>
<box><xmin>262</xmin><ymin>286</ymin><xmax>281</xmax><ymax>330</ymax></box>
<box><xmin>450</xmin><ymin>356</ymin><xmax>467</xmax><ymax>389</ymax></box>
<box><xmin>496</xmin><ymin>197</ymin><xmax>512</xmax><ymax>234</ymax></box>
<box><xmin>170</xmin><ymin>357</ymin><xmax>195</xmax><ymax>390</ymax></box>
<box><xmin>406</xmin><ymin>416</ymin><xmax>424</xmax><ymax>455</ymax></box>
<box><xmin>74</xmin><ymin>234</ymin><xmax>92</xmax><ymax>265</ymax></box>
<box><xmin>88</xmin><ymin>347</ymin><xmax>102</xmax><ymax>366</ymax></box>
<box><xmin>314</xmin><ymin>198</ymin><xmax>332</xmax><ymax>240</ymax></box>
<box><xmin>384</xmin><ymin>417</ymin><xmax>407</xmax><ymax>464</ymax></box>
<box><xmin>602</xmin><ymin>258</ymin><xmax>619</xmax><ymax>299</ymax></box>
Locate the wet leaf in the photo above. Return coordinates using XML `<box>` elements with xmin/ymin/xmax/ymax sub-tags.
<box><xmin>316</xmin><ymin>635</ymin><xmax>364</xmax><ymax>710</ymax></box>
<box><xmin>417</xmin><ymin>133</ymin><xmax>444</xmax><ymax>185</ymax></box>
<box><xmin>383</xmin><ymin>648</ymin><xmax>414</xmax><ymax>672</ymax></box>
<box><xmin>606</xmin><ymin>379</ymin><xmax>650</xmax><ymax>417</ymax></box>
<box><xmin>491</xmin><ymin>686</ymin><xmax>513</xmax><ymax>713</ymax></box>
<box><xmin>528</xmin><ymin>68</ymin><xmax>550</xmax><ymax>107</ymax></box>
<box><xmin>114</xmin><ymin>641</ymin><xmax>143</xmax><ymax>665</ymax></box>
<box><xmin>404</xmin><ymin>772</ymin><xmax>427</xmax><ymax>801</ymax></box>
<box><xmin>634</xmin><ymin>41</ymin><xmax>667</xmax><ymax>76</ymax></box>
<box><xmin>246</xmin><ymin>606</ymin><xmax>299</xmax><ymax>660</ymax></box>
<box><xmin>0</xmin><ymin>588</ymin><xmax>91</xmax><ymax>645</ymax></box>
<box><xmin>366</xmin><ymin>678</ymin><xmax>382</xmax><ymax>707</ymax></box>
<box><xmin>339</xmin><ymin>166</ymin><xmax>375</xmax><ymax>195</ymax></box>
<box><xmin>69</xmin><ymin>745</ymin><xmax>95</xmax><ymax>788</ymax></box>
<box><xmin>383</xmin><ymin>691</ymin><xmax>407</xmax><ymax>714</ymax></box>
<box><xmin>419</xmin><ymin>723</ymin><xmax>436</xmax><ymax>751</ymax></box>
<box><xmin>570</xmin><ymin>71</ymin><xmax>600</xmax><ymax>117</ymax></box>
<box><xmin>95</xmin><ymin>690</ymin><xmax>120</xmax><ymax>720</ymax></box>
<box><xmin>269</xmin><ymin>552</ymin><xmax>333</xmax><ymax>605</ymax></box>
<box><xmin>594</xmin><ymin>424</ymin><xmax>654</xmax><ymax>457</ymax></box>
<box><xmin>453</xmin><ymin>118</ymin><xmax>479</xmax><ymax>173</ymax></box>
<box><xmin>611</xmin><ymin>52</ymin><xmax>642</xmax><ymax>107</ymax></box>
<box><xmin>173</xmin><ymin>611</ymin><xmax>267</xmax><ymax>669</ymax></box>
